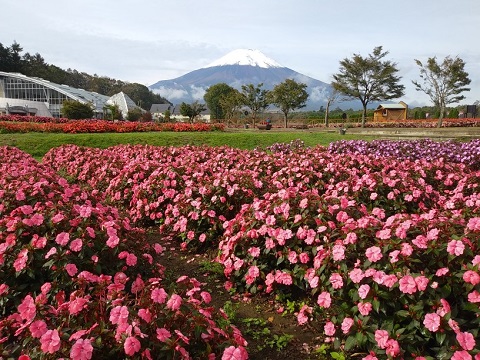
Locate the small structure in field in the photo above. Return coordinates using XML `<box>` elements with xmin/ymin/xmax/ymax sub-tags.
<box><xmin>373</xmin><ymin>101</ymin><xmax>408</xmax><ymax>121</ymax></box>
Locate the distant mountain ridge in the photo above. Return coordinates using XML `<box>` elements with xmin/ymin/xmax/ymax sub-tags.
<box><xmin>149</xmin><ymin>49</ymin><xmax>356</xmax><ymax>110</ymax></box>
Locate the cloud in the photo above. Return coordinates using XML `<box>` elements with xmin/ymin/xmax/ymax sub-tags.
<box><xmin>152</xmin><ymin>87</ymin><xmax>188</xmax><ymax>100</ymax></box>
<box><xmin>190</xmin><ymin>85</ymin><xmax>207</xmax><ymax>101</ymax></box>
<box><xmin>309</xmin><ymin>86</ymin><xmax>329</xmax><ymax>102</ymax></box>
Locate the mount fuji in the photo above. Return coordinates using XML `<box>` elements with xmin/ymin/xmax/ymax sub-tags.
<box><xmin>149</xmin><ymin>49</ymin><xmax>338</xmax><ymax>110</ymax></box>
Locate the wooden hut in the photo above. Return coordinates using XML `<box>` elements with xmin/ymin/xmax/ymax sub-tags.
<box><xmin>373</xmin><ymin>101</ymin><xmax>408</xmax><ymax>122</ymax></box>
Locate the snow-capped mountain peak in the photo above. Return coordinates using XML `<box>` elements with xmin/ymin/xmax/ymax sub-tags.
<box><xmin>205</xmin><ymin>49</ymin><xmax>282</xmax><ymax>69</ymax></box>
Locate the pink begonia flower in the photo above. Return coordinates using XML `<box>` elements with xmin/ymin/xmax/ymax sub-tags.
<box><xmin>341</xmin><ymin>317</ymin><xmax>354</xmax><ymax>334</ymax></box>
<box><xmin>329</xmin><ymin>273</ymin><xmax>344</xmax><ymax>289</ymax></box>
<box><xmin>463</xmin><ymin>270</ymin><xmax>480</xmax><ymax>285</ymax></box>
<box><xmin>167</xmin><ymin>294</ymin><xmax>182</xmax><ymax>311</ymax></box>
<box><xmin>472</xmin><ymin>255</ymin><xmax>480</xmax><ymax>266</ymax></box>
<box><xmin>40</xmin><ymin>329</ymin><xmax>61</xmax><ymax>354</ymax></box>
<box><xmin>389</xmin><ymin>250</ymin><xmax>400</xmax><ymax>263</ymax></box>
<box><xmin>18</xmin><ymin>295</ymin><xmax>36</xmax><ymax>321</ymax></box>
<box><xmin>32</xmin><ymin>234</ymin><xmax>47</xmax><ymax>249</ymax></box>
<box><xmin>106</xmin><ymin>234</ymin><xmax>120</xmax><ymax>248</ymax></box>
<box><xmin>317</xmin><ymin>291</ymin><xmax>332</xmax><ymax>308</ymax></box>
<box><xmin>385</xmin><ymin>339</ymin><xmax>400</xmax><ymax>357</ymax></box>
<box><xmin>70</xmin><ymin>338</ymin><xmax>93</xmax><ymax>360</ymax></box>
<box><xmin>447</xmin><ymin>240</ymin><xmax>465</xmax><ymax>256</ymax></box>
<box><xmin>466</xmin><ymin>217</ymin><xmax>480</xmax><ymax>231</ymax></box>
<box><xmin>156</xmin><ymin>328</ymin><xmax>171</xmax><ymax>342</ymax></box>
<box><xmin>400</xmin><ymin>243</ymin><xmax>413</xmax><ymax>256</ymax></box>
<box><xmin>55</xmin><ymin>232</ymin><xmax>70</xmax><ymax>246</ymax></box>
<box><xmin>200</xmin><ymin>291</ymin><xmax>212</xmax><ymax>304</ymax></box>
<box><xmin>324</xmin><ymin>321</ymin><xmax>336</xmax><ymax>336</ymax></box>
<box><xmin>109</xmin><ymin>305</ymin><xmax>129</xmax><ymax>325</ymax></box>
<box><xmin>14</xmin><ymin>248</ymin><xmax>29</xmax><ymax>272</ymax></box>
<box><xmin>358</xmin><ymin>284</ymin><xmax>370</xmax><ymax>299</ymax></box>
<box><xmin>414</xmin><ymin>275</ymin><xmax>429</xmax><ymax>291</ymax></box>
<box><xmin>376</xmin><ymin>228</ymin><xmax>391</xmax><ymax>240</ymax></box>
<box><xmin>29</xmin><ymin>320</ymin><xmax>47</xmax><ymax>338</ymax></box>
<box><xmin>41</xmin><ymin>282</ymin><xmax>51</xmax><ymax>294</ymax></box>
<box><xmin>299</xmin><ymin>252</ymin><xmax>309</xmax><ymax>263</ymax></box>
<box><xmin>175</xmin><ymin>329</ymin><xmax>190</xmax><ymax>344</ymax></box>
<box><xmin>69</xmin><ymin>297</ymin><xmax>88</xmax><ymax>315</ymax></box>
<box><xmin>468</xmin><ymin>290</ymin><xmax>480</xmax><ymax>303</ymax></box>
<box><xmin>375</xmin><ymin>329</ymin><xmax>389</xmax><ymax>349</ymax></box>
<box><xmin>358</xmin><ymin>302</ymin><xmax>372</xmax><ymax>316</ymax></box>
<box><xmin>423</xmin><ymin>313</ymin><xmax>441</xmax><ymax>332</ymax></box>
<box><xmin>124</xmin><ymin>336</ymin><xmax>141</xmax><ymax>356</ymax></box>
<box><xmin>332</xmin><ymin>244</ymin><xmax>345</xmax><ymax>261</ymax></box>
<box><xmin>437</xmin><ymin>299</ymin><xmax>451</xmax><ymax>317</ymax></box>
<box><xmin>399</xmin><ymin>275</ymin><xmax>417</xmax><ymax>294</ymax></box>
<box><xmin>69</xmin><ymin>238</ymin><xmax>83</xmax><ymax>252</ymax></box>
<box><xmin>456</xmin><ymin>331</ymin><xmax>476</xmax><ymax>351</ymax></box>
<box><xmin>52</xmin><ymin>213</ymin><xmax>65</xmax><ymax>223</ymax></box>
<box><xmin>448</xmin><ymin>319</ymin><xmax>461</xmax><ymax>333</ymax></box>
<box><xmin>451</xmin><ymin>350</ymin><xmax>473</xmax><ymax>360</ymax></box>
<box><xmin>65</xmin><ymin>263</ymin><xmax>78</xmax><ymax>277</ymax></box>
<box><xmin>363</xmin><ymin>355</ymin><xmax>379</xmax><ymax>360</ymax></box>
<box><xmin>222</xmin><ymin>346</ymin><xmax>248</xmax><ymax>360</ymax></box>
<box><xmin>248</xmin><ymin>247</ymin><xmax>260</xmax><ymax>257</ymax></box>
<box><xmin>125</xmin><ymin>253</ymin><xmax>137</xmax><ymax>266</ymax></box>
<box><xmin>365</xmin><ymin>246</ymin><xmax>382</xmax><ymax>262</ymax></box>
<box><xmin>435</xmin><ymin>267</ymin><xmax>449</xmax><ymax>276</ymax></box>
<box><xmin>344</xmin><ymin>232</ymin><xmax>357</xmax><ymax>244</ymax></box>
<box><xmin>138</xmin><ymin>308</ymin><xmax>152</xmax><ymax>323</ymax></box>
<box><xmin>349</xmin><ymin>268</ymin><xmax>364</xmax><ymax>283</ymax></box>
<box><xmin>18</xmin><ymin>356</ymin><xmax>31</xmax><ymax>360</ymax></box>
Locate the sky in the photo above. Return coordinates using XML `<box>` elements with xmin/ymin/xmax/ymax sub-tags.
<box><xmin>2</xmin><ymin>0</ymin><xmax>479</xmax><ymax>108</ymax></box>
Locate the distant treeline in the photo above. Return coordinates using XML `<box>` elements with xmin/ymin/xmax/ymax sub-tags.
<box><xmin>0</xmin><ymin>41</ymin><xmax>170</xmax><ymax>110</ymax></box>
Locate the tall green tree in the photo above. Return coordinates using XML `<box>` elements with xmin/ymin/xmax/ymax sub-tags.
<box><xmin>269</xmin><ymin>79</ymin><xmax>308</xmax><ymax>128</ymax></box>
<box><xmin>179</xmin><ymin>101</ymin><xmax>207</xmax><ymax>123</ymax></box>
<box><xmin>220</xmin><ymin>90</ymin><xmax>243</xmax><ymax>122</ymax></box>
<box><xmin>204</xmin><ymin>83</ymin><xmax>236</xmax><ymax>120</ymax></box>
<box><xmin>239</xmin><ymin>83</ymin><xmax>270</xmax><ymax>127</ymax></box>
<box><xmin>61</xmin><ymin>100</ymin><xmax>94</xmax><ymax>119</ymax></box>
<box><xmin>412</xmin><ymin>56</ymin><xmax>471</xmax><ymax>127</ymax></box>
<box><xmin>332</xmin><ymin>46</ymin><xmax>405</xmax><ymax>127</ymax></box>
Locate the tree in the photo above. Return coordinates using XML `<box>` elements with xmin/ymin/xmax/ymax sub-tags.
<box><xmin>332</xmin><ymin>46</ymin><xmax>405</xmax><ymax>127</ymax></box>
<box><xmin>412</xmin><ymin>56</ymin><xmax>471</xmax><ymax>127</ymax></box>
<box><xmin>127</xmin><ymin>107</ymin><xmax>143</xmax><ymax>121</ymax></box>
<box><xmin>269</xmin><ymin>79</ymin><xmax>308</xmax><ymax>128</ymax></box>
<box><xmin>239</xmin><ymin>83</ymin><xmax>270</xmax><ymax>128</ymax></box>
<box><xmin>179</xmin><ymin>101</ymin><xmax>207</xmax><ymax>123</ymax></box>
<box><xmin>104</xmin><ymin>104</ymin><xmax>123</xmax><ymax>120</ymax></box>
<box><xmin>204</xmin><ymin>83</ymin><xmax>236</xmax><ymax>120</ymax></box>
<box><xmin>219</xmin><ymin>90</ymin><xmax>243</xmax><ymax>122</ymax></box>
<box><xmin>324</xmin><ymin>88</ymin><xmax>343</xmax><ymax>127</ymax></box>
<box><xmin>61</xmin><ymin>100</ymin><xmax>94</xmax><ymax>119</ymax></box>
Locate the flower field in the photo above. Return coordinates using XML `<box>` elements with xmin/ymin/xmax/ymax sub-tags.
<box><xmin>1</xmin><ymin>139</ymin><xmax>479</xmax><ymax>359</ymax></box>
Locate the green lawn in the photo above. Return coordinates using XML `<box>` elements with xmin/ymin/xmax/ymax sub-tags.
<box><xmin>0</xmin><ymin>130</ymin><xmax>378</xmax><ymax>160</ymax></box>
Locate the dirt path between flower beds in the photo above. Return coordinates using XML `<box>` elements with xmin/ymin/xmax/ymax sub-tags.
<box><xmin>156</xmin><ymin>239</ymin><xmax>326</xmax><ymax>360</ymax></box>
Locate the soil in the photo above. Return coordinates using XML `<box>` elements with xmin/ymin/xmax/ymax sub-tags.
<box><xmin>157</xmin><ymin>239</ymin><xmax>326</xmax><ymax>360</ymax></box>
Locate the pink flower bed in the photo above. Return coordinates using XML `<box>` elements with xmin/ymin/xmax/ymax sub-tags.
<box><xmin>2</xmin><ymin>139</ymin><xmax>480</xmax><ymax>359</ymax></box>
<box><xmin>0</xmin><ymin>146</ymin><xmax>246</xmax><ymax>358</ymax></box>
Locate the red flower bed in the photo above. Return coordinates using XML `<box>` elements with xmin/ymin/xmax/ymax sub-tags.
<box><xmin>0</xmin><ymin>115</ymin><xmax>224</xmax><ymax>133</ymax></box>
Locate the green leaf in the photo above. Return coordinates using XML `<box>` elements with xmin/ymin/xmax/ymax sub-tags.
<box><xmin>435</xmin><ymin>332</ymin><xmax>446</xmax><ymax>346</ymax></box>
<box><xmin>344</xmin><ymin>335</ymin><xmax>357</xmax><ymax>351</ymax></box>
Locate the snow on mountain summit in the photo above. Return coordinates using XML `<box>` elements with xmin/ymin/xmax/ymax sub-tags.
<box><xmin>205</xmin><ymin>49</ymin><xmax>282</xmax><ymax>69</ymax></box>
